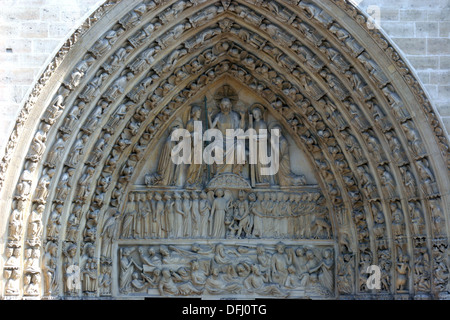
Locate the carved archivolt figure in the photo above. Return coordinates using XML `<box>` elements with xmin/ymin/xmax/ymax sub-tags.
<box><xmin>42</xmin><ymin>241</ymin><xmax>58</xmax><ymax>296</ymax></box>
<box><xmin>81</xmin><ymin>243</ymin><xmax>98</xmax><ymax>294</ymax></box>
<box><xmin>101</xmin><ymin>210</ymin><xmax>119</xmax><ymax>259</ymax></box>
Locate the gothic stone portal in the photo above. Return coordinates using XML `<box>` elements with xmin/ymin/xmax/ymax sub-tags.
<box><xmin>115</xmin><ymin>85</ymin><xmax>334</xmax><ymax>299</ymax></box>
<box><xmin>3</xmin><ymin>0</ymin><xmax>449</xmax><ymax>302</ymax></box>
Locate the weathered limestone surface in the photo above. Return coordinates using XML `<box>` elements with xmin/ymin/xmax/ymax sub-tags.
<box><xmin>0</xmin><ymin>0</ymin><xmax>449</xmax><ymax>161</ymax></box>
<box><xmin>0</xmin><ymin>0</ymin><xmax>448</xmax><ymax>300</ymax></box>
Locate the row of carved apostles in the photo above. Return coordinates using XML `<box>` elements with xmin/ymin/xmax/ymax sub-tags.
<box><xmin>119</xmin><ymin>243</ymin><xmax>334</xmax><ymax>298</ymax></box>
<box><xmin>3</xmin><ymin>0</ymin><xmax>448</xmax><ymax>298</ymax></box>
<box><xmin>120</xmin><ymin>189</ymin><xmax>331</xmax><ymax>240</ymax></box>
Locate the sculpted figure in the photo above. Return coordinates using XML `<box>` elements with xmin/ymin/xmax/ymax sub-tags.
<box><xmin>79</xmin><ymin>73</ymin><xmax>108</xmax><ymax>102</ymax></box>
<box><xmin>244</xmin><ymin>264</ymin><xmax>287</xmax><ymax>296</ymax></box>
<box><xmin>329</xmin><ymin>23</ymin><xmax>364</xmax><ymax>56</ymax></box>
<box><xmin>99</xmin><ymin>264</ymin><xmax>112</xmax><ymax>296</ymax></box>
<box><xmin>45</xmin><ymin>134</ymin><xmax>70</xmax><ymax>168</ymax></box>
<box><xmin>42</xmin><ymin>241</ymin><xmax>58</xmax><ymax>296</ymax></box>
<box><xmin>104</xmin><ymin>73</ymin><xmax>134</xmax><ymax>102</ymax></box>
<box><xmin>199</xmin><ymin>192</ymin><xmax>211</xmax><ymax>238</ymax></box>
<box><xmin>185</xmin><ymin>106</ymin><xmax>204</xmax><ymax>187</ymax></box>
<box><xmin>391</xmin><ymin>202</ymin><xmax>405</xmax><ymax>237</ymax></box>
<box><xmin>61</xmin><ymin>101</ymin><xmax>86</xmax><ymax>133</ymax></box>
<box><xmin>233</xmin><ymin>190</ymin><xmax>252</xmax><ymax>238</ymax></box>
<box><xmin>9</xmin><ymin>200</ymin><xmax>25</xmax><ymax>242</ymax></box>
<box><xmin>103</xmin><ymin>45</ymin><xmax>133</xmax><ymax>74</ymax></box>
<box><xmin>399</xmin><ymin>165</ymin><xmax>417</xmax><ymax>198</ymax></box>
<box><xmin>118</xmin><ymin>3</ymin><xmax>147</xmax><ymax>29</ymax></box>
<box><xmin>250</xmin><ymin>193</ymin><xmax>264</xmax><ymax>238</ymax></box>
<box><xmin>66</xmin><ymin>134</ymin><xmax>89</xmax><ymax>167</ymax></box>
<box><xmin>101</xmin><ymin>210</ymin><xmax>119</xmax><ymax>259</ymax></box>
<box><xmin>357</xmin><ymin>52</ymin><xmax>389</xmax><ymax>87</ymax></box>
<box><xmin>164</xmin><ymin>193</ymin><xmax>175</xmax><ymax>238</ymax></box>
<box><xmin>27</xmin><ymin>123</ymin><xmax>50</xmax><ymax>161</ymax></box>
<box><xmin>401</xmin><ymin>120</ymin><xmax>426</xmax><ymax>158</ymax></box>
<box><xmin>382</xmin><ymin>85</ymin><xmax>411</xmax><ymax>122</ymax></box>
<box><xmin>89</xmin><ymin>29</ymin><xmax>123</xmax><ymax>58</ymax></box>
<box><xmin>121</xmin><ymin>193</ymin><xmax>136</xmax><ymax>239</ymax></box>
<box><xmin>209</xmin><ymin>189</ymin><xmax>232</xmax><ymax>238</ymax></box>
<box><xmin>298</xmin><ymin>0</ymin><xmax>333</xmax><ymax>26</ymax></box>
<box><xmin>204</xmin><ymin>267</ymin><xmax>241</xmax><ymax>295</ymax></box>
<box><xmin>385</xmin><ymin>130</ymin><xmax>407</xmax><ymax>165</ymax></box>
<box><xmin>271</xmin><ymin>125</ymin><xmax>306</xmax><ymax>186</ymax></box>
<box><xmin>154</xmin><ymin>192</ymin><xmax>166</xmax><ymax>238</ymax></box>
<box><xmin>377</xmin><ymin>165</ymin><xmax>397</xmax><ymax>199</ymax></box>
<box><xmin>28</xmin><ymin>204</ymin><xmax>44</xmax><ymax>244</ymax></box>
<box><xmin>16</xmin><ymin>163</ymin><xmax>36</xmax><ymax>199</ymax></box>
<box><xmin>249</xmin><ymin>105</ymin><xmax>270</xmax><ymax>184</ymax></box>
<box><xmin>270</xmin><ymin>243</ymin><xmax>291</xmax><ymax>286</ymax></box>
<box><xmin>25</xmin><ymin>273</ymin><xmax>40</xmax><ymax>296</ymax></box>
<box><xmin>156</xmin><ymin>123</ymin><xmax>183</xmax><ymax>186</ymax></box>
<box><xmin>396</xmin><ymin>253</ymin><xmax>410</xmax><ymax>292</ymax></box>
<box><xmin>208</xmin><ymin>97</ymin><xmax>245</xmax><ymax>174</ymax></box>
<box><xmin>119</xmin><ymin>247</ymin><xmax>139</xmax><ymax>293</ymax></box>
<box><xmin>4</xmin><ymin>247</ymin><xmax>20</xmax><ymax>269</ymax></box>
<box><xmin>430</xmin><ymin>199</ymin><xmax>445</xmax><ymax>236</ymax></box>
<box><xmin>416</xmin><ymin>158</ymin><xmax>437</xmax><ymax>195</ymax></box>
<box><xmin>81</xmin><ymin>102</ymin><xmax>106</xmax><ymax>134</ymax></box>
<box><xmin>4</xmin><ymin>269</ymin><xmax>20</xmax><ymax>295</ymax></box>
<box><xmin>43</xmin><ymin>86</ymin><xmax>70</xmax><ymax>124</ymax></box>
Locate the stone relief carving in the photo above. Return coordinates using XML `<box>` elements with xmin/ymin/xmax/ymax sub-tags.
<box><xmin>120</xmin><ymin>189</ymin><xmax>330</xmax><ymax>241</ymax></box>
<box><xmin>0</xmin><ymin>0</ymin><xmax>448</xmax><ymax>301</ymax></box>
<box><xmin>118</xmin><ymin>242</ymin><xmax>334</xmax><ymax>298</ymax></box>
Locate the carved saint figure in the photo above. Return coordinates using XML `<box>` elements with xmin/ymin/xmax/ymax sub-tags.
<box><xmin>208</xmin><ymin>97</ymin><xmax>245</xmax><ymax>174</ymax></box>
<box><xmin>209</xmin><ymin>189</ymin><xmax>231</xmax><ymax>238</ymax></box>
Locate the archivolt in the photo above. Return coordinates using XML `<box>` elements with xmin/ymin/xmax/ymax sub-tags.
<box><xmin>1</xmin><ymin>0</ymin><xmax>449</xmax><ymax>299</ymax></box>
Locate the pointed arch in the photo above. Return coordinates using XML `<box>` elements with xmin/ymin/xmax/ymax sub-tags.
<box><xmin>1</xmin><ymin>0</ymin><xmax>448</xmax><ymax>299</ymax></box>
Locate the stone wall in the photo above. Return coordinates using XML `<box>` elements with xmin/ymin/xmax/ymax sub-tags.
<box><xmin>0</xmin><ymin>0</ymin><xmax>449</xmax><ymax>160</ymax></box>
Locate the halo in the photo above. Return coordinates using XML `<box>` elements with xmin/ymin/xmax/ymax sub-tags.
<box><xmin>268</xmin><ymin>121</ymin><xmax>283</xmax><ymax>132</ymax></box>
<box><xmin>213</xmin><ymin>85</ymin><xmax>238</xmax><ymax>107</ymax></box>
<box><xmin>250</xmin><ymin>103</ymin><xmax>265</xmax><ymax>115</ymax></box>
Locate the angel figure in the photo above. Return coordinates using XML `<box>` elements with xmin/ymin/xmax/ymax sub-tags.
<box><xmin>209</xmin><ymin>189</ymin><xmax>233</xmax><ymax>238</ymax></box>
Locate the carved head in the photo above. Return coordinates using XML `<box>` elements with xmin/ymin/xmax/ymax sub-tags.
<box><xmin>25</xmin><ymin>248</ymin><xmax>32</xmax><ymax>258</ymax></box>
<box><xmin>295</xmin><ymin>247</ymin><xmax>305</xmax><ymax>257</ymax></box>
<box><xmin>161</xmin><ymin>269</ymin><xmax>171</xmax><ymax>279</ymax></box>
<box><xmin>191</xmin><ymin>105</ymin><xmax>201</xmax><ymax>119</ymax></box>
<box><xmin>252</xmin><ymin>106</ymin><xmax>262</xmax><ymax>120</ymax></box>
<box><xmin>5</xmin><ymin>247</ymin><xmax>13</xmax><ymax>258</ymax></box>
<box><xmin>153</xmin><ymin>192</ymin><xmax>162</xmax><ymax>201</ymax></box>
<box><xmin>275</xmin><ymin>243</ymin><xmax>285</xmax><ymax>253</ymax></box>
<box><xmin>215</xmin><ymin>189</ymin><xmax>224</xmax><ymax>198</ymax></box>
<box><xmin>219</xmin><ymin>98</ymin><xmax>232</xmax><ymax>114</ymax></box>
